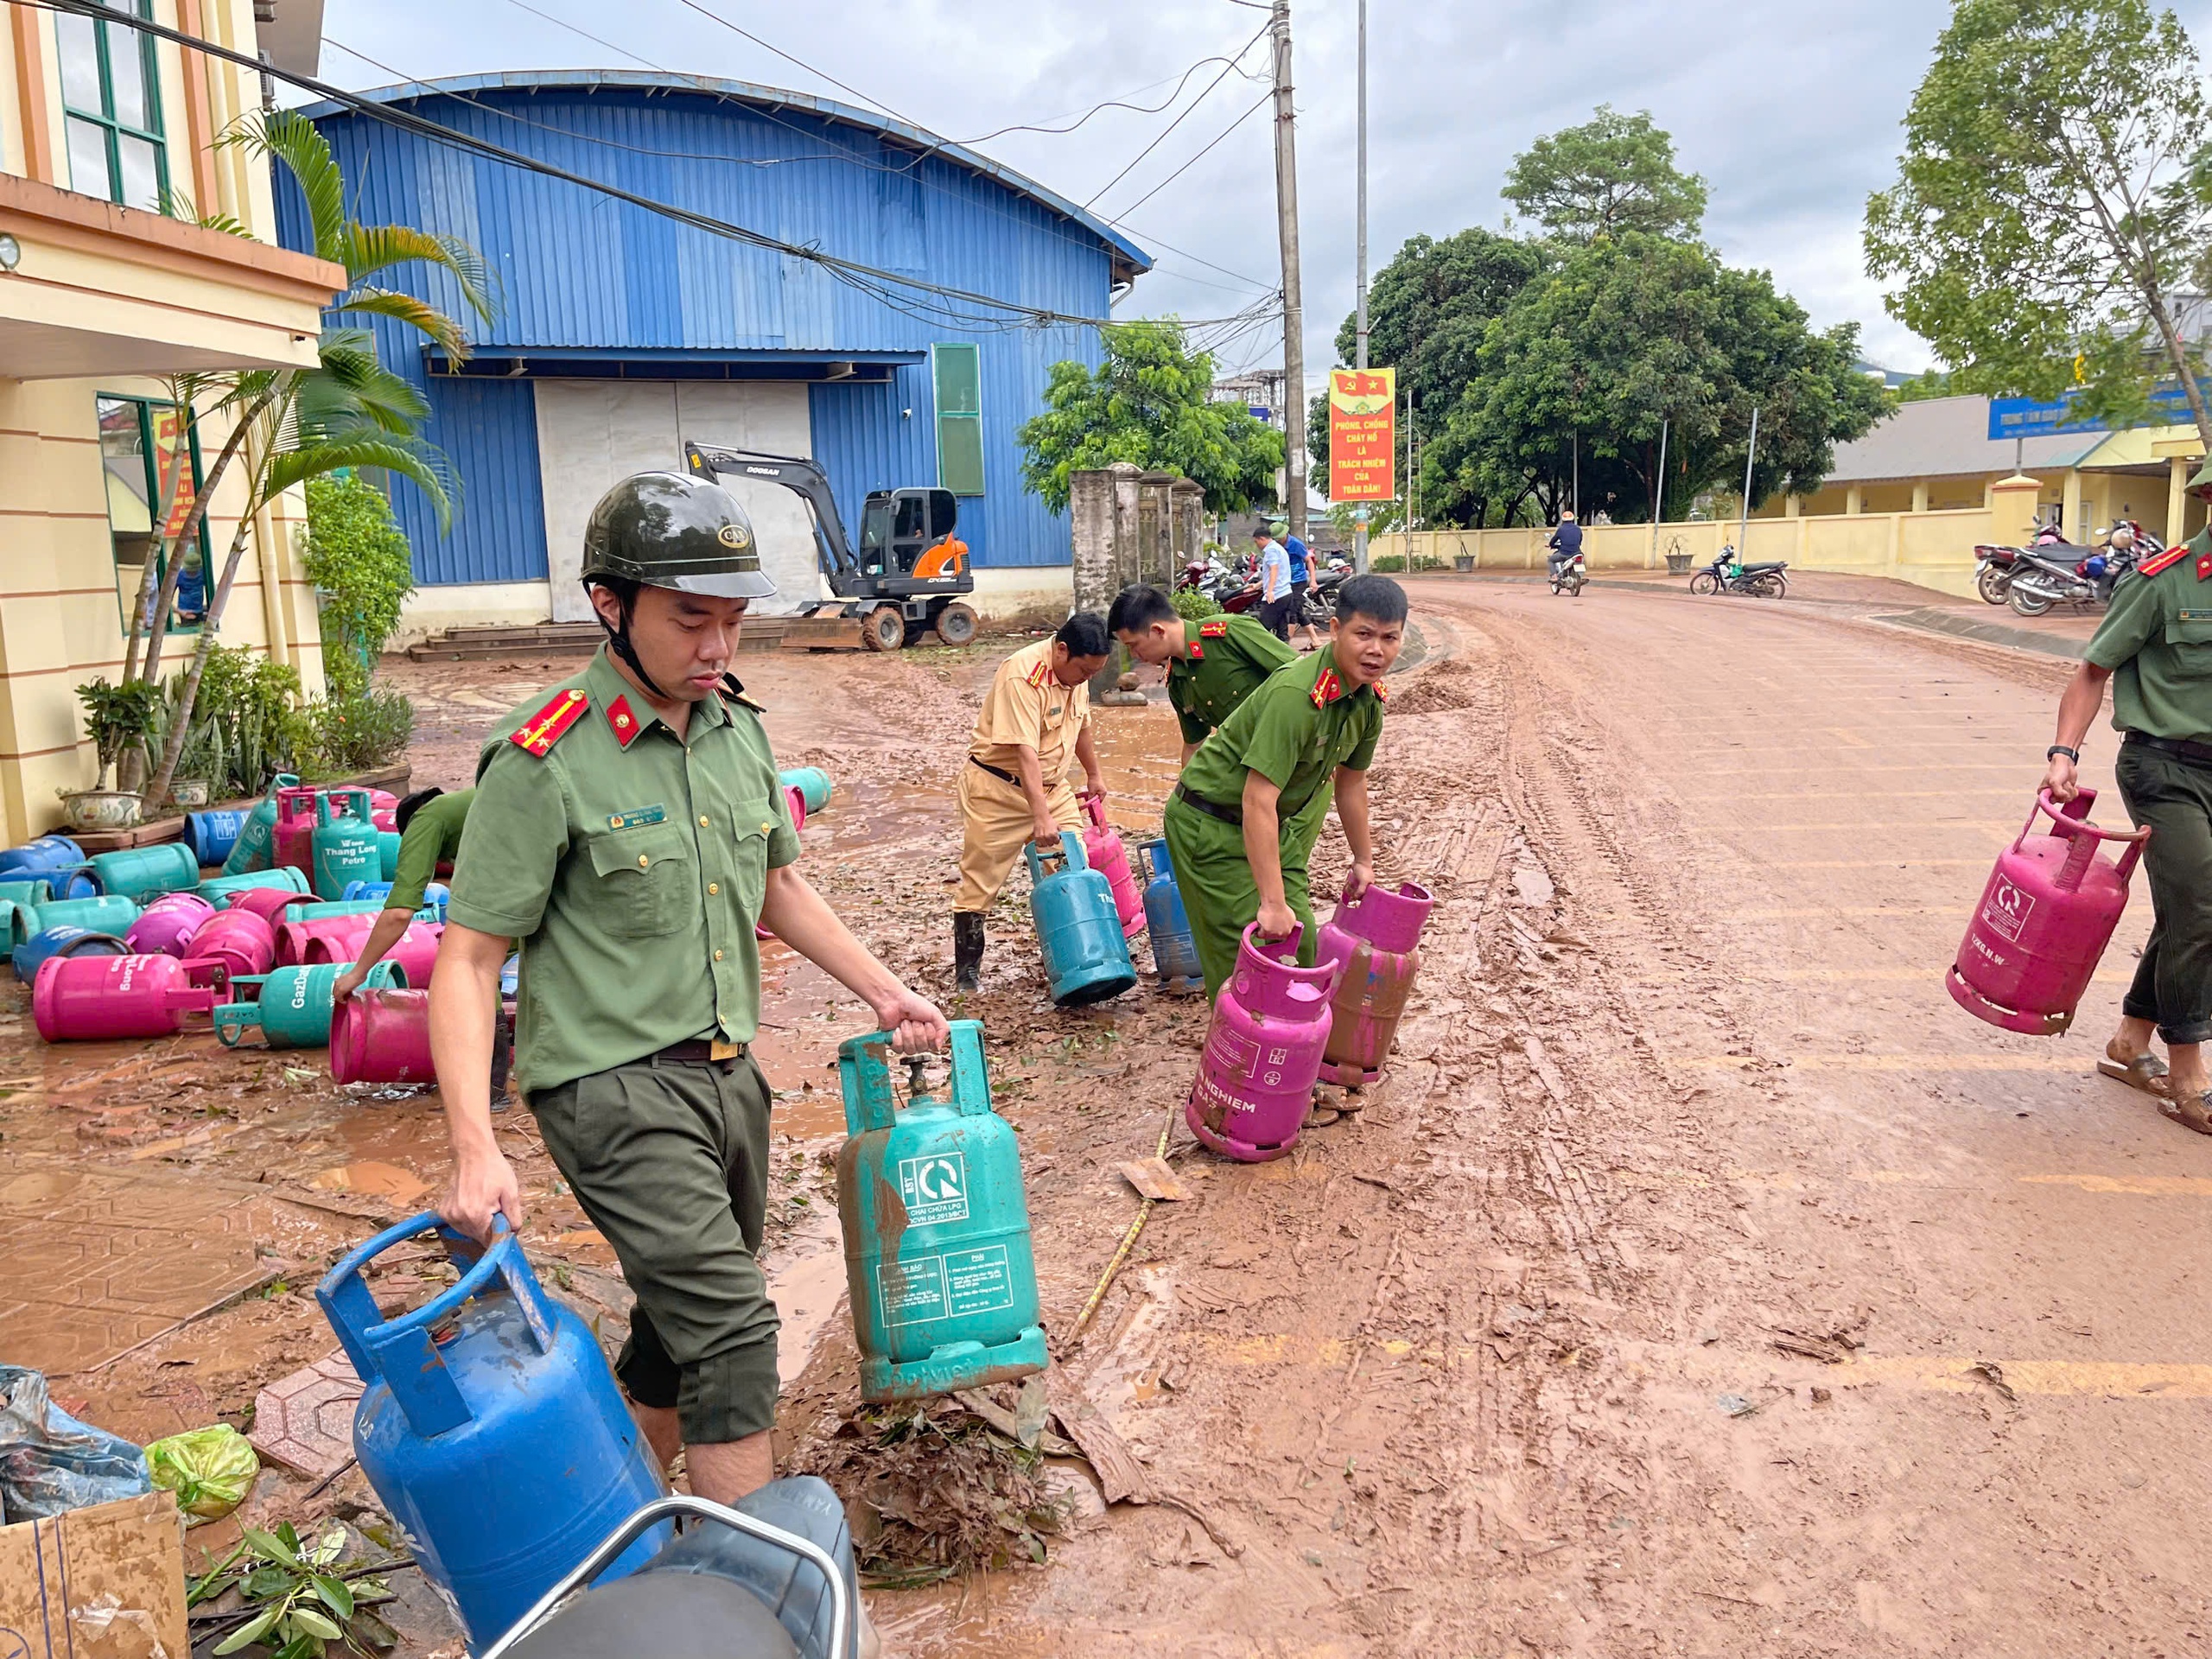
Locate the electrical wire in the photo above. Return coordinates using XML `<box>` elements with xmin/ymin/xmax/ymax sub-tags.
<box><xmin>664</xmin><ymin>0</ymin><xmax>930</xmax><ymax>133</ymax></box>
<box><xmin>957</xmin><ymin>54</ymin><xmax>1254</xmax><ymax>145</ymax></box>
<box><xmin>1108</xmin><ymin>87</ymin><xmax>1274</xmax><ymax>219</ymax></box>
<box><xmin>23</xmin><ymin>0</ymin><xmax>1274</xmax><ymax>334</ymax></box>
<box><xmin>1079</xmin><ymin>20</ymin><xmax>1269</xmax><ymax>209</ymax></box>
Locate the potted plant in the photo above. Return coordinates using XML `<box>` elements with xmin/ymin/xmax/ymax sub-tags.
<box><xmin>65</xmin><ymin>677</ymin><xmax>160</xmax><ymax>829</ymax></box>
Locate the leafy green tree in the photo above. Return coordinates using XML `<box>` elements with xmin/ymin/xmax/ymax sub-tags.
<box><xmin>1017</xmin><ymin>321</ymin><xmax>1285</xmax><ymax>515</ymax></box>
<box><xmin>1503</xmin><ymin>106</ymin><xmax>1708</xmax><ymax>241</ymax></box>
<box><xmin>302</xmin><ymin>474</ymin><xmax>419</xmax><ymax>698</ymax></box>
<box><xmin>1435</xmin><ymin>235</ymin><xmax>1886</xmax><ymax>524</ymax></box>
<box><xmin>141</xmin><ymin>111</ymin><xmax>493</xmax><ymax>806</ymax></box>
<box><xmin>1866</xmin><ymin>0</ymin><xmax>2212</xmax><ymax>445</ymax></box>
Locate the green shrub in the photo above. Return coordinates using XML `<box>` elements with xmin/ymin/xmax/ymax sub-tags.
<box><xmin>302</xmin><ymin>474</ymin><xmax>417</xmax><ymax>698</ymax></box>
<box><xmin>1171</xmin><ymin>587</ymin><xmax>1223</xmax><ymax>621</ymax></box>
<box><xmin>1370</xmin><ymin>554</ymin><xmax>1407</xmax><ymax>573</ymax></box>
<box><xmin>299</xmin><ymin>687</ymin><xmax>413</xmax><ymax>777</ymax></box>
<box><xmin>163</xmin><ymin>645</ymin><xmax>305</xmax><ymax>797</ymax></box>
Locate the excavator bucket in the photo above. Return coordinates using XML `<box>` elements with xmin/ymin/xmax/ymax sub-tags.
<box><xmin>778</xmin><ymin>611</ymin><xmax>868</xmax><ymax>651</ymax></box>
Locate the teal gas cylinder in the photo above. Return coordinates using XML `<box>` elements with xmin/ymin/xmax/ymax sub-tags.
<box><xmin>314</xmin><ymin>789</ymin><xmax>382</xmax><ymax>899</ymax></box>
<box><xmin>378</xmin><ymin>830</ymin><xmax>402</xmax><ymax>880</ymax></box>
<box><xmin>1025</xmin><ymin>836</ymin><xmax>1136</xmax><ymax>1007</ymax></box>
<box><xmin>222</xmin><ymin>773</ymin><xmax>301</xmax><ymax>874</ymax></box>
<box><xmin>89</xmin><ymin>842</ymin><xmax>199</xmax><ymax>904</ymax></box>
<box><xmin>15</xmin><ymin>894</ymin><xmax>141</xmax><ymax>950</ymax></box>
<box><xmin>197</xmin><ymin>866</ymin><xmax>312</xmax><ymax>906</ymax></box>
<box><xmin>213</xmin><ymin>960</ymin><xmax>403</xmax><ymax>1050</ymax></box>
<box><xmin>834</xmin><ymin>1021</ymin><xmax>1045</xmax><ymax>1403</ymax></box>
<box><xmin>779</xmin><ymin>767</ymin><xmax>832</xmax><ymax>815</ymax></box>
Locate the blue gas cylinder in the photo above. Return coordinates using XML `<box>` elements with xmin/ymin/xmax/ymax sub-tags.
<box><xmin>184</xmin><ymin>810</ymin><xmax>249</xmax><ymax>868</ymax></box>
<box><xmin>11</xmin><ymin>926</ymin><xmax>129</xmax><ymax>981</ymax></box>
<box><xmin>1139</xmin><ymin>838</ymin><xmax>1203</xmax><ymax>995</ymax></box>
<box><xmin>45</xmin><ymin>865</ymin><xmax>104</xmax><ymax>900</ymax></box>
<box><xmin>317</xmin><ymin>1213</ymin><xmax>669</xmax><ymax>1649</ymax></box>
<box><xmin>0</xmin><ymin>835</ymin><xmax>84</xmax><ymax>879</ymax></box>
<box><xmin>835</xmin><ymin>1022</ymin><xmax>1046</xmax><ymax>1402</ymax></box>
<box><xmin>1025</xmin><ymin>836</ymin><xmax>1135</xmax><ymax>1007</ymax></box>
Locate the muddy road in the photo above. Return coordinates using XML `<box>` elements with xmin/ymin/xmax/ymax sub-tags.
<box><xmin>3</xmin><ymin>579</ymin><xmax>2199</xmax><ymax>1657</ymax></box>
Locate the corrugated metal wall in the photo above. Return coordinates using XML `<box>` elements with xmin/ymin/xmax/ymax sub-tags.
<box><xmin>280</xmin><ymin>83</ymin><xmax>1119</xmax><ymax>583</ymax></box>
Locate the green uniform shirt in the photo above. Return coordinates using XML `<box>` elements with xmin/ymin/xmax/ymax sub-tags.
<box><xmin>1178</xmin><ymin>649</ymin><xmax>1385</xmax><ymax>824</ymax></box>
<box><xmin>2086</xmin><ymin>530</ymin><xmax>2212</xmax><ymax>741</ymax></box>
<box><xmin>1166</xmin><ymin>613</ymin><xmax>1299</xmax><ymax>746</ymax></box>
<box><xmin>386</xmin><ymin>787</ymin><xmax>474</xmax><ymax>913</ymax></box>
<box><xmin>447</xmin><ymin>649</ymin><xmax>801</xmax><ymax>1095</ymax></box>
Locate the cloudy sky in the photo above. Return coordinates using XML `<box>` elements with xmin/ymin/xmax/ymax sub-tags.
<box><xmin>315</xmin><ymin>0</ymin><xmax>2212</xmax><ymax>390</ymax></box>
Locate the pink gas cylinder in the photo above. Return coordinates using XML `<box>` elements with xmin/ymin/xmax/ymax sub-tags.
<box><xmin>33</xmin><ymin>952</ymin><xmax>225</xmax><ymax>1041</ymax></box>
<box><xmin>276</xmin><ymin>912</ymin><xmax>376</xmax><ymax>969</ymax></box>
<box><xmin>1949</xmin><ymin>787</ymin><xmax>2149</xmax><ymax>1035</ymax></box>
<box><xmin>329</xmin><ymin>986</ymin><xmax>435</xmax><ymax>1084</ymax></box>
<box><xmin>184</xmin><ymin>906</ymin><xmax>276</xmax><ymax>980</ymax></box>
<box><xmin>785</xmin><ymin>783</ymin><xmax>808</xmax><ymax>833</ymax></box>
<box><xmin>1185</xmin><ymin>922</ymin><xmax>1342</xmax><ymax>1162</ymax></box>
<box><xmin>274</xmin><ymin>786</ymin><xmax>324</xmax><ymax>875</ymax></box>
<box><xmin>1082</xmin><ymin>796</ymin><xmax>1145</xmax><ymax>938</ymax></box>
<box><xmin>365</xmin><ymin>788</ymin><xmax>398</xmax><ymax>814</ymax></box>
<box><xmin>372</xmin><ymin>809</ymin><xmax>397</xmax><ymax>832</ymax></box>
<box><xmin>355</xmin><ymin>919</ymin><xmax>442</xmax><ymax>986</ymax></box>
<box><xmin>124</xmin><ymin>892</ymin><xmax>214</xmax><ymax>959</ymax></box>
<box><xmin>1315</xmin><ymin>880</ymin><xmax>1434</xmax><ymax>1089</ymax></box>
<box><xmin>230</xmin><ymin>886</ymin><xmax>310</xmax><ymax>925</ymax></box>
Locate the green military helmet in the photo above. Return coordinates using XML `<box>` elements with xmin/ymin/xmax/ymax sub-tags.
<box><xmin>581</xmin><ymin>471</ymin><xmax>776</xmax><ymax>600</ymax></box>
<box><xmin>2189</xmin><ymin>454</ymin><xmax>2212</xmax><ymax>494</ymax></box>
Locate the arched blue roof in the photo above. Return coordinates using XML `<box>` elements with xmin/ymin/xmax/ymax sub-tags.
<box><xmin>295</xmin><ymin>69</ymin><xmax>1154</xmax><ymax>285</ymax></box>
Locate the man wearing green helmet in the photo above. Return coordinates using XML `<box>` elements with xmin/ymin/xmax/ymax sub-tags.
<box><xmin>2049</xmin><ymin>454</ymin><xmax>2212</xmax><ymax>1131</ymax></box>
<box><xmin>430</xmin><ymin>471</ymin><xmax>948</xmax><ymax>1508</ymax></box>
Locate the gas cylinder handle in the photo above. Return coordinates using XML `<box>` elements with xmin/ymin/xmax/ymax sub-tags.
<box><xmin>2031</xmin><ymin>787</ymin><xmax>2149</xmax><ymax>845</ymax></box>
<box><xmin>50</xmin><ymin>931</ymin><xmax>128</xmax><ymax>960</ymax></box>
<box><xmin>1243</xmin><ymin>918</ymin><xmax>1305</xmax><ymax>961</ymax></box>
<box><xmin>1084</xmin><ymin>794</ymin><xmax>1108</xmax><ymax>831</ymax></box>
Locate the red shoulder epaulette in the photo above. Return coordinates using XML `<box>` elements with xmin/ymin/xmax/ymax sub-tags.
<box><xmin>2139</xmin><ymin>543</ymin><xmax>2190</xmax><ymax>578</ymax></box>
<box><xmin>1198</xmin><ymin>619</ymin><xmax>1229</xmax><ymax>638</ymax></box>
<box><xmin>1374</xmin><ymin>678</ymin><xmax>1389</xmax><ymax>702</ymax></box>
<box><xmin>1310</xmin><ymin>667</ymin><xmax>1343</xmax><ymax>709</ymax></box>
<box><xmin>510</xmin><ymin>687</ymin><xmax>588</xmax><ymax>757</ymax></box>
<box><xmin>1023</xmin><ymin>655</ymin><xmax>1053</xmax><ymax>689</ymax></box>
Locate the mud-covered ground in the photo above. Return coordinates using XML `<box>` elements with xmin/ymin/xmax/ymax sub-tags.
<box><xmin>7</xmin><ymin>574</ymin><xmax>2206</xmax><ymax>1657</ymax></box>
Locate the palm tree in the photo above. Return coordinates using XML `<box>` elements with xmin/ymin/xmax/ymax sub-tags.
<box><xmin>138</xmin><ymin>111</ymin><xmax>494</xmax><ymax>807</ymax></box>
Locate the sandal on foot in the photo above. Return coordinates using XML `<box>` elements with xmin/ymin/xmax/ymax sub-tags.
<box><xmin>2159</xmin><ymin>1091</ymin><xmax>2212</xmax><ymax>1135</ymax></box>
<box><xmin>2099</xmin><ymin>1052</ymin><xmax>2171</xmax><ymax>1097</ymax></box>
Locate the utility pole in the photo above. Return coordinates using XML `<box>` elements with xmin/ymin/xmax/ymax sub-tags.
<box><xmin>1737</xmin><ymin>404</ymin><xmax>1760</xmax><ymax>557</ymax></box>
<box><xmin>1351</xmin><ymin>0</ymin><xmax>1369</xmax><ymax>573</ymax></box>
<box><xmin>1649</xmin><ymin>416</ymin><xmax>1669</xmax><ymax>563</ymax></box>
<box><xmin>1271</xmin><ymin>0</ymin><xmax>1308</xmax><ymax>545</ymax></box>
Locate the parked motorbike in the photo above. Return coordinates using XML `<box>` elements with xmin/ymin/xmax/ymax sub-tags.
<box><xmin>1689</xmin><ymin>545</ymin><xmax>1789</xmax><ymax>597</ymax></box>
<box><xmin>1548</xmin><ymin>550</ymin><xmax>1587</xmax><ymax>597</ymax></box>
<box><xmin>2006</xmin><ymin>532</ymin><xmax>2144</xmax><ymax>617</ymax></box>
<box><xmin>1974</xmin><ymin>542</ymin><xmax>2024</xmax><ymax>605</ymax></box>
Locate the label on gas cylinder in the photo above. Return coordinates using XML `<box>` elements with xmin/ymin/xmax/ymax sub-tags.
<box><xmin>1983</xmin><ymin>877</ymin><xmax>2033</xmax><ymax>944</ymax></box>
<box><xmin>897</xmin><ymin>1152</ymin><xmax>970</xmax><ymax>1226</ymax></box>
<box><xmin>878</xmin><ymin>1244</ymin><xmax>1014</xmax><ymax>1326</ymax></box>
<box><xmin>1205</xmin><ymin>1024</ymin><xmax>1261</xmax><ymax>1079</ymax></box>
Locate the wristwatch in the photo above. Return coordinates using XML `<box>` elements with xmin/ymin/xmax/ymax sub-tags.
<box><xmin>2047</xmin><ymin>745</ymin><xmax>2080</xmax><ymax>764</ymax></box>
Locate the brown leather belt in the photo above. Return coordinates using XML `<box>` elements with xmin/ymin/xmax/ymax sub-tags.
<box><xmin>2125</xmin><ymin>731</ymin><xmax>2212</xmax><ymax>768</ymax></box>
<box><xmin>652</xmin><ymin>1038</ymin><xmax>748</xmax><ymax>1065</ymax></box>
<box><xmin>969</xmin><ymin>756</ymin><xmax>1019</xmax><ymax>785</ymax></box>
<box><xmin>1173</xmin><ymin>781</ymin><xmax>1243</xmax><ymax>827</ymax></box>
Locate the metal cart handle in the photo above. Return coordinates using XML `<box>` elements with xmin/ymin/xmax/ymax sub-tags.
<box><xmin>478</xmin><ymin>1492</ymin><xmax>851</xmax><ymax>1659</ymax></box>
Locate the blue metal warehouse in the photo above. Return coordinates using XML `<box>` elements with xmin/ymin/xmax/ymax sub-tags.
<box><xmin>283</xmin><ymin>71</ymin><xmax>1151</xmax><ymax>629</ymax></box>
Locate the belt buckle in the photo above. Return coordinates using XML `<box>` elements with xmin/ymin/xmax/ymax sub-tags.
<box><xmin>709</xmin><ymin>1039</ymin><xmax>745</xmax><ymax>1062</ymax></box>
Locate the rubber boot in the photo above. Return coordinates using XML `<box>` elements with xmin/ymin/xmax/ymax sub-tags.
<box><xmin>953</xmin><ymin>912</ymin><xmax>984</xmax><ymax>992</ymax></box>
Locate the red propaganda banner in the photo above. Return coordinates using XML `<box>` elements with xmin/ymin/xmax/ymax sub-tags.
<box><xmin>150</xmin><ymin>407</ymin><xmax>197</xmax><ymax>540</ymax></box>
<box><xmin>1327</xmin><ymin>366</ymin><xmax>1395</xmax><ymax>503</ymax></box>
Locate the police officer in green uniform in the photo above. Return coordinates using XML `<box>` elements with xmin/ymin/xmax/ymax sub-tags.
<box><xmin>333</xmin><ymin>787</ymin><xmax>473</xmax><ymax>1005</ymax></box>
<box><xmin>1109</xmin><ymin>583</ymin><xmax>1297</xmax><ymax>761</ymax></box>
<box><xmin>429</xmin><ymin>472</ymin><xmax>947</xmax><ymax>1509</ymax></box>
<box><xmin>1163</xmin><ymin>575</ymin><xmax>1408</xmax><ymax>1001</ymax></box>
<box><xmin>2048</xmin><ymin>461</ymin><xmax>2212</xmax><ymax>1131</ymax></box>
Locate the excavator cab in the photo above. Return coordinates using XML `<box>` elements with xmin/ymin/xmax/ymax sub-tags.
<box><xmin>678</xmin><ymin>441</ymin><xmax>978</xmax><ymax>652</ymax></box>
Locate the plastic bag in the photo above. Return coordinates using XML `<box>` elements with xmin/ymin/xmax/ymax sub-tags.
<box><xmin>146</xmin><ymin>1423</ymin><xmax>259</xmax><ymax>1523</ymax></box>
<box><xmin>0</xmin><ymin>1364</ymin><xmax>150</xmax><ymax>1522</ymax></box>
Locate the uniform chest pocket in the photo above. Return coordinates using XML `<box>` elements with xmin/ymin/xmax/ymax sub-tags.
<box><xmin>585</xmin><ymin>825</ymin><xmax>693</xmax><ymax>938</ymax></box>
<box><xmin>2165</xmin><ymin>614</ymin><xmax>2212</xmax><ymax>675</ymax></box>
<box><xmin>723</xmin><ymin>800</ymin><xmax>776</xmax><ymax>918</ymax></box>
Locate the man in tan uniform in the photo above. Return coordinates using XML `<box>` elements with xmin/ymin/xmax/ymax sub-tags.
<box><xmin>953</xmin><ymin>613</ymin><xmax>1111</xmax><ymax>989</ymax></box>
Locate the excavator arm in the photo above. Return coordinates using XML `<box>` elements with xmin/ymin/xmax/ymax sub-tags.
<box><xmin>681</xmin><ymin>441</ymin><xmax>863</xmax><ymax>597</ymax></box>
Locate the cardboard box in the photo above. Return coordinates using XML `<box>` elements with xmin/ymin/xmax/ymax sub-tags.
<box><xmin>0</xmin><ymin>1490</ymin><xmax>188</xmax><ymax>1659</ymax></box>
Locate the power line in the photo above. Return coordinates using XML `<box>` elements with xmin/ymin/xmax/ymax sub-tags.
<box><xmin>1109</xmin><ymin>87</ymin><xmax>1274</xmax><ymax>220</ymax></box>
<box><xmin>22</xmin><ymin>0</ymin><xmax>1267</xmax><ymax>332</ymax></box>
<box><xmin>664</xmin><ymin>0</ymin><xmax>929</xmax><ymax>133</ymax></box>
<box><xmin>1079</xmin><ymin>22</ymin><xmax>1269</xmax><ymax>210</ymax></box>
<box><xmin>957</xmin><ymin>55</ymin><xmax>1255</xmax><ymax>145</ymax></box>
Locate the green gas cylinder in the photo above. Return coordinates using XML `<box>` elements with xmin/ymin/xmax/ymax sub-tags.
<box><xmin>222</xmin><ymin>773</ymin><xmax>301</xmax><ymax>874</ymax></box>
<box><xmin>197</xmin><ymin>866</ymin><xmax>312</xmax><ymax>906</ymax></box>
<box><xmin>313</xmin><ymin>789</ymin><xmax>382</xmax><ymax>899</ymax></box>
<box><xmin>90</xmin><ymin>842</ymin><xmax>200</xmax><ymax>904</ymax></box>
<box><xmin>213</xmin><ymin>960</ymin><xmax>403</xmax><ymax>1049</ymax></box>
<box><xmin>378</xmin><ymin>830</ymin><xmax>402</xmax><ymax>881</ymax></box>
<box><xmin>834</xmin><ymin>1020</ymin><xmax>1045</xmax><ymax>1402</ymax></box>
<box><xmin>16</xmin><ymin>893</ymin><xmax>141</xmax><ymax>950</ymax></box>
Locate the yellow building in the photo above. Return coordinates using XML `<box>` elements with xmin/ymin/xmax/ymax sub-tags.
<box><xmin>0</xmin><ymin>0</ymin><xmax>341</xmax><ymax>843</ymax></box>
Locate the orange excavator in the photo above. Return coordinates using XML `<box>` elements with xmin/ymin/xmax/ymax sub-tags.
<box><xmin>681</xmin><ymin>440</ymin><xmax>979</xmax><ymax>651</ymax></box>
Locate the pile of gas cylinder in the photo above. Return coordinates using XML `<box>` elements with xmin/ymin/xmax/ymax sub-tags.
<box><xmin>2</xmin><ymin>776</ymin><xmax>444</xmax><ymax>1084</ymax></box>
<box><xmin>1029</xmin><ymin>799</ymin><xmax>1434</xmax><ymax>1164</ymax></box>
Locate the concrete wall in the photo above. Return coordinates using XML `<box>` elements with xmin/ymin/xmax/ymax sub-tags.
<box><xmin>1373</xmin><ymin>505</ymin><xmax>2005</xmax><ymax>601</ymax></box>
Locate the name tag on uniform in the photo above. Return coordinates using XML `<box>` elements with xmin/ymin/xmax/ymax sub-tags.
<box><xmin>2179</xmin><ymin>609</ymin><xmax>2212</xmax><ymax>621</ymax></box>
<box><xmin>606</xmin><ymin>804</ymin><xmax>668</xmax><ymax>830</ymax></box>
<box><xmin>1048</xmin><ymin>705</ymin><xmax>1063</xmax><ymax>717</ymax></box>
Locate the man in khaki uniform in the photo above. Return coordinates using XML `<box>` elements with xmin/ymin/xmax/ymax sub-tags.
<box><xmin>952</xmin><ymin>613</ymin><xmax>1111</xmax><ymax>989</ymax></box>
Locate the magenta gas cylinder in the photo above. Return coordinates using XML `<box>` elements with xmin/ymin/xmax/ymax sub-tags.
<box><xmin>274</xmin><ymin>785</ymin><xmax>324</xmax><ymax>875</ymax></box>
<box><xmin>33</xmin><ymin>952</ymin><xmax>224</xmax><ymax>1041</ymax></box>
<box><xmin>277</xmin><ymin>912</ymin><xmax>375</xmax><ymax>969</ymax></box>
<box><xmin>1949</xmin><ymin>787</ymin><xmax>2148</xmax><ymax>1035</ymax></box>
<box><xmin>184</xmin><ymin>906</ymin><xmax>276</xmax><ymax>980</ymax></box>
<box><xmin>1315</xmin><ymin>880</ymin><xmax>1434</xmax><ymax>1088</ymax></box>
<box><xmin>373</xmin><ymin>920</ymin><xmax>444</xmax><ymax>986</ymax></box>
<box><xmin>330</xmin><ymin>987</ymin><xmax>435</xmax><ymax>1085</ymax></box>
<box><xmin>1185</xmin><ymin>922</ymin><xmax>1340</xmax><ymax>1161</ymax></box>
<box><xmin>124</xmin><ymin>892</ymin><xmax>215</xmax><ymax>959</ymax></box>
<box><xmin>1082</xmin><ymin>796</ymin><xmax>1145</xmax><ymax>938</ymax></box>
<box><xmin>785</xmin><ymin>784</ymin><xmax>808</xmax><ymax>833</ymax></box>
